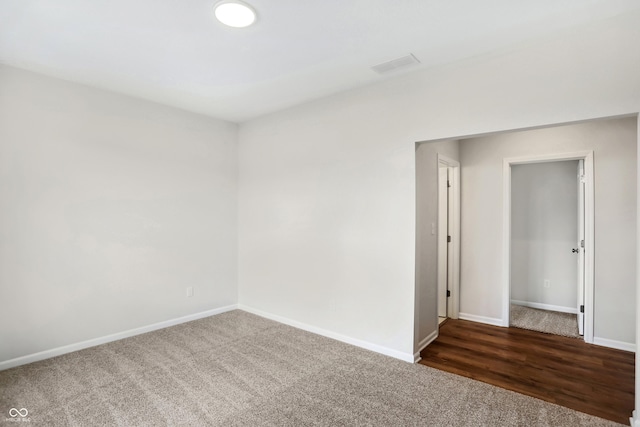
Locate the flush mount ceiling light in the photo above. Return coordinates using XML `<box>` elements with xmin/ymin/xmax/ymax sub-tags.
<box><xmin>214</xmin><ymin>1</ymin><xmax>257</xmax><ymax>28</ymax></box>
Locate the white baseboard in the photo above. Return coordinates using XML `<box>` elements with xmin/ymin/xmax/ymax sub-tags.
<box><xmin>511</xmin><ymin>299</ymin><xmax>577</xmax><ymax>314</ymax></box>
<box><xmin>0</xmin><ymin>304</ymin><xmax>238</xmax><ymax>371</ymax></box>
<box><xmin>458</xmin><ymin>312</ymin><xmax>504</xmax><ymax>327</ymax></box>
<box><xmin>238</xmin><ymin>305</ymin><xmax>415</xmax><ymax>363</ymax></box>
<box><xmin>592</xmin><ymin>336</ymin><xmax>636</xmax><ymax>353</ymax></box>
<box><xmin>414</xmin><ymin>329</ymin><xmax>439</xmax><ymax>363</ymax></box>
<box><xmin>630</xmin><ymin>409</ymin><xmax>640</xmax><ymax>427</ymax></box>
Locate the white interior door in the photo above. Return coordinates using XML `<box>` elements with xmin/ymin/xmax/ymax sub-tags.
<box><xmin>437</xmin><ymin>167</ymin><xmax>448</xmax><ymax>318</ymax></box>
<box><xmin>446</xmin><ymin>167</ymin><xmax>454</xmax><ymax>318</ymax></box>
<box><xmin>577</xmin><ymin>160</ymin><xmax>585</xmax><ymax>336</ymax></box>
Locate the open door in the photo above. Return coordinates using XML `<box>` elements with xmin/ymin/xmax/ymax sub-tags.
<box><xmin>503</xmin><ymin>151</ymin><xmax>593</xmax><ymax>342</ymax></box>
<box><xmin>437</xmin><ymin>167</ymin><xmax>449</xmax><ymax>319</ymax></box>
<box><xmin>577</xmin><ymin>160</ymin><xmax>585</xmax><ymax>336</ymax></box>
<box><xmin>437</xmin><ymin>155</ymin><xmax>460</xmax><ymax>323</ymax></box>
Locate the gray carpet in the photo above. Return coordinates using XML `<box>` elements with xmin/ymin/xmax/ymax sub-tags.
<box><xmin>510</xmin><ymin>304</ymin><xmax>580</xmax><ymax>338</ymax></box>
<box><xmin>0</xmin><ymin>310</ymin><xmax>620</xmax><ymax>426</ymax></box>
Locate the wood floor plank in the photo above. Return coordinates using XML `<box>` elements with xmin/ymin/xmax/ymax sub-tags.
<box><xmin>419</xmin><ymin>319</ymin><xmax>635</xmax><ymax>425</ymax></box>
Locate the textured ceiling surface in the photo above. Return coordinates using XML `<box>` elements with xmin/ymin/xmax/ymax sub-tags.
<box><xmin>1</xmin><ymin>0</ymin><xmax>639</xmax><ymax>122</ymax></box>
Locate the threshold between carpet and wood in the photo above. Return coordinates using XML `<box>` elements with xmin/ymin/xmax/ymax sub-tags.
<box><xmin>420</xmin><ymin>319</ymin><xmax>634</xmax><ymax>425</ymax></box>
<box><xmin>510</xmin><ymin>304</ymin><xmax>580</xmax><ymax>338</ymax></box>
<box><xmin>0</xmin><ymin>311</ymin><xmax>623</xmax><ymax>426</ymax></box>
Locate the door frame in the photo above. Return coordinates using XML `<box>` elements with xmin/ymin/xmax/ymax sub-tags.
<box><xmin>502</xmin><ymin>151</ymin><xmax>594</xmax><ymax>343</ymax></box>
<box><xmin>437</xmin><ymin>154</ymin><xmax>461</xmax><ymax>320</ymax></box>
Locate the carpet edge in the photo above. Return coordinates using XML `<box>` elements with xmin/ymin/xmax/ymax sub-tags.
<box><xmin>0</xmin><ymin>304</ymin><xmax>239</xmax><ymax>371</ymax></box>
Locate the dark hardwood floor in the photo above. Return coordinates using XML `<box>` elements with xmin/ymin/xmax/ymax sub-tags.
<box><xmin>419</xmin><ymin>319</ymin><xmax>635</xmax><ymax>425</ymax></box>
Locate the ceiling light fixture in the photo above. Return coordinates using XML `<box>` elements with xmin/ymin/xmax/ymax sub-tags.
<box><xmin>214</xmin><ymin>1</ymin><xmax>257</xmax><ymax>28</ymax></box>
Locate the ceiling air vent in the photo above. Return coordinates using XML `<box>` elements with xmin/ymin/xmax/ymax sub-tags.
<box><xmin>371</xmin><ymin>54</ymin><xmax>421</xmax><ymax>75</ymax></box>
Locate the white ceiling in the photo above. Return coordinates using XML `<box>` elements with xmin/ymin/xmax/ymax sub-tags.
<box><xmin>1</xmin><ymin>0</ymin><xmax>639</xmax><ymax>123</ymax></box>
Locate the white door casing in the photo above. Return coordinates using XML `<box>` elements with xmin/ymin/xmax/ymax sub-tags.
<box><xmin>437</xmin><ymin>167</ymin><xmax>448</xmax><ymax>318</ymax></box>
<box><xmin>577</xmin><ymin>159</ymin><xmax>586</xmax><ymax>336</ymax></box>
<box><xmin>502</xmin><ymin>151</ymin><xmax>594</xmax><ymax>343</ymax></box>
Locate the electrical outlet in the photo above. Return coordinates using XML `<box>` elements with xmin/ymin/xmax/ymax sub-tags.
<box><xmin>186</xmin><ymin>286</ymin><xmax>194</xmax><ymax>297</ymax></box>
<box><xmin>543</xmin><ymin>279</ymin><xmax>550</xmax><ymax>288</ymax></box>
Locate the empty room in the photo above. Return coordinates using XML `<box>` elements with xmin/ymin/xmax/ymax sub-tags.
<box><xmin>1</xmin><ymin>1</ymin><xmax>639</xmax><ymax>426</ymax></box>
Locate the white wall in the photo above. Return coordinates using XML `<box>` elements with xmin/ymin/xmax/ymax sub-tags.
<box><xmin>0</xmin><ymin>66</ymin><xmax>238</xmax><ymax>363</ymax></box>
<box><xmin>237</xmin><ymin>99</ymin><xmax>419</xmax><ymax>361</ymax></box>
<box><xmin>238</xmin><ymin>11</ymin><xmax>640</xmax><ymax>359</ymax></box>
<box><xmin>415</xmin><ymin>140</ymin><xmax>459</xmax><ymax>348</ymax></box>
<box><xmin>460</xmin><ymin>118</ymin><xmax>636</xmax><ymax>344</ymax></box>
<box><xmin>511</xmin><ymin>161</ymin><xmax>579</xmax><ymax>310</ymax></box>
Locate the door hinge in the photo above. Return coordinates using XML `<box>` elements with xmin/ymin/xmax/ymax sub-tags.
<box><xmin>580</xmin><ymin>305</ymin><xmax>584</xmax><ymax>313</ymax></box>
<box><xmin>447</xmin><ymin>180</ymin><xmax>451</xmax><ymax>188</ymax></box>
<box><xmin>446</xmin><ymin>290</ymin><xmax>451</xmax><ymax>297</ymax></box>
<box><xmin>580</xmin><ymin>175</ymin><xmax>586</xmax><ymax>184</ymax></box>
<box><xmin>447</xmin><ymin>235</ymin><xmax>451</xmax><ymax>243</ymax></box>
<box><xmin>580</xmin><ymin>239</ymin><xmax>584</xmax><ymax>248</ymax></box>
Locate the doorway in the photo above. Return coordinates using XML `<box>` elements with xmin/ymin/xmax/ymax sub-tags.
<box><xmin>503</xmin><ymin>152</ymin><xmax>594</xmax><ymax>343</ymax></box>
<box><xmin>437</xmin><ymin>155</ymin><xmax>460</xmax><ymax>325</ymax></box>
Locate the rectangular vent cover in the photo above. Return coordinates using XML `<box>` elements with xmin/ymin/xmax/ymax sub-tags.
<box><xmin>371</xmin><ymin>54</ymin><xmax>421</xmax><ymax>74</ymax></box>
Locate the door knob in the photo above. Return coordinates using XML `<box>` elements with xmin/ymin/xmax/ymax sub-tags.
<box><xmin>572</xmin><ymin>248</ymin><xmax>580</xmax><ymax>253</ymax></box>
